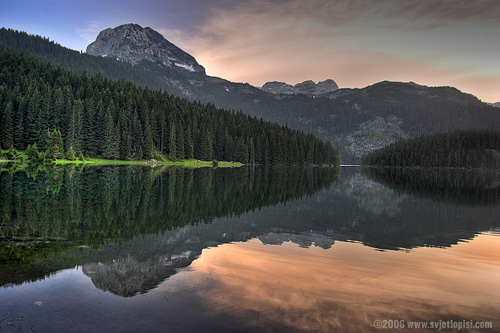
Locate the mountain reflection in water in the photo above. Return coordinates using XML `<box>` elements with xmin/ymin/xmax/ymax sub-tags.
<box><xmin>185</xmin><ymin>235</ymin><xmax>500</xmax><ymax>331</ymax></box>
<box><xmin>0</xmin><ymin>166</ymin><xmax>499</xmax><ymax>332</ymax></box>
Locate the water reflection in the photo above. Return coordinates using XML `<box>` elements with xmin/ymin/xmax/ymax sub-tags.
<box><xmin>364</xmin><ymin>167</ymin><xmax>500</xmax><ymax>205</ymax></box>
<box><xmin>1</xmin><ymin>166</ymin><xmax>500</xmax><ymax>331</ymax></box>
<box><xmin>0</xmin><ymin>166</ymin><xmax>339</xmax><ymax>287</ymax></box>
<box><xmin>187</xmin><ymin>234</ymin><xmax>500</xmax><ymax>331</ymax></box>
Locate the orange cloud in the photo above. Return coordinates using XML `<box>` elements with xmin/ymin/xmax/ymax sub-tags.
<box><xmin>184</xmin><ymin>234</ymin><xmax>500</xmax><ymax>331</ymax></box>
<box><xmin>161</xmin><ymin>0</ymin><xmax>500</xmax><ymax>102</ymax></box>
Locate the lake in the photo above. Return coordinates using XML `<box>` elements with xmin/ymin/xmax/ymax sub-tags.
<box><xmin>0</xmin><ymin>165</ymin><xmax>499</xmax><ymax>332</ymax></box>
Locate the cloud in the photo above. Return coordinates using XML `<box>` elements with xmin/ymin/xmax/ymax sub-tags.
<box><xmin>167</xmin><ymin>0</ymin><xmax>500</xmax><ymax>101</ymax></box>
<box><xmin>188</xmin><ymin>238</ymin><xmax>500</xmax><ymax>331</ymax></box>
<box><xmin>447</xmin><ymin>75</ymin><xmax>500</xmax><ymax>103</ymax></box>
<box><xmin>76</xmin><ymin>21</ymin><xmax>102</xmax><ymax>43</ymax></box>
<box><xmin>393</xmin><ymin>0</ymin><xmax>500</xmax><ymax>25</ymax></box>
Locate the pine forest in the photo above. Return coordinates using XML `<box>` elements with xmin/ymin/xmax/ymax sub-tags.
<box><xmin>0</xmin><ymin>51</ymin><xmax>340</xmax><ymax>165</ymax></box>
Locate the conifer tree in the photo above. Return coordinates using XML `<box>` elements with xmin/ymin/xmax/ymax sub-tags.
<box><xmin>143</xmin><ymin>122</ymin><xmax>154</xmax><ymax>159</ymax></box>
<box><xmin>65</xmin><ymin>145</ymin><xmax>76</xmax><ymax>161</ymax></box>
<box><xmin>176</xmin><ymin>122</ymin><xmax>185</xmax><ymax>159</ymax></box>
<box><xmin>102</xmin><ymin>107</ymin><xmax>118</xmax><ymax>159</ymax></box>
<box><xmin>66</xmin><ymin>99</ymin><xmax>83</xmax><ymax>153</ymax></box>
<box><xmin>168</xmin><ymin>122</ymin><xmax>177</xmax><ymax>159</ymax></box>
<box><xmin>233</xmin><ymin>137</ymin><xmax>249</xmax><ymax>163</ymax></box>
<box><xmin>13</xmin><ymin>97</ymin><xmax>28</xmax><ymax>149</ymax></box>
<box><xmin>46</xmin><ymin>129</ymin><xmax>64</xmax><ymax>160</ymax></box>
<box><xmin>184</xmin><ymin>127</ymin><xmax>194</xmax><ymax>159</ymax></box>
<box><xmin>1</xmin><ymin>101</ymin><xmax>14</xmax><ymax>149</ymax></box>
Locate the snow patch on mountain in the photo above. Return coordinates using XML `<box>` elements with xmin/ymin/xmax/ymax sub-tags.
<box><xmin>175</xmin><ymin>63</ymin><xmax>195</xmax><ymax>72</ymax></box>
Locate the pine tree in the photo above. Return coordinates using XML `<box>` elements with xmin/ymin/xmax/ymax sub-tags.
<box><xmin>65</xmin><ymin>145</ymin><xmax>76</xmax><ymax>161</ymax></box>
<box><xmin>82</xmin><ymin>98</ymin><xmax>97</xmax><ymax>156</ymax></box>
<box><xmin>102</xmin><ymin>107</ymin><xmax>118</xmax><ymax>159</ymax></box>
<box><xmin>143</xmin><ymin>122</ymin><xmax>154</xmax><ymax>159</ymax></box>
<box><xmin>66</xmin><ymin>99</ymin><xmax>82</xmax><ymax>153</ymax></box>
<box><xmin>233</xmin><ymin>137</ymin><xmax>248</xmax><ymax>163</ymax></box>
<box><xmin>168</xmin><ymin>121</ymin><xmax>177</xmax><ymax>159</ymax></box>
<box><xmin>46</xmin><ymin>129</ymin><xmax>64</xmax><ymax>160</ymax></box>
<box><xmin>184</xmin><ymin>127</ymin><xmax>194</xmax><ymax>159</ymax></box>
<box><xmin>13</xmin><ymin>96</ymin><xmax>28</xmax><ymax>149</ymax></box>
<box><xmin>1</xmin><ymin>101</ymin><xmax>14</xmax><ymax>149</ymax></box>
<box><xmin>25</xmin><ymin>87</ymin><xmax>41</xmax><ymax>147</ymax></box>
<box><xmin>94</xmin><ymin>100</ymin><xmax>106</xmax><ymax>155</ymax></box>
<box><xmin>176</xmin><ymin>122</ymin><xmax>185</xmax><ymax>159</ymax></box>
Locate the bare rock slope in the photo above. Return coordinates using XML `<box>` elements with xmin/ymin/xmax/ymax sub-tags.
<box><xmin>87</xmin><ymin>23</ymin><xmax>205</xmax><ymax>73</ymax></box>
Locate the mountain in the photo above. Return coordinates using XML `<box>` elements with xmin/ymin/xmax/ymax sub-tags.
<box><xmin>2</xmin><ymin>26</ymin><xmax>500</xmax><ymax>163</ymax></box>
<box><xmin>87</xmin><ymin>23</ymin><xmax>205</xmax><ymax>73</ymax></box>
<box><xmin>0</xmin><ymin>50</ymin><xmax>339</xmax><ymax>165</ymax></box>
<box><xmin>261</xmin><ymin>79</ymin><xmax>339</xmax><ymax>97</ymax></box>
<box><xmin>489</xmin><ymin>102</ymin><xmax>500</xmax><ymax>108</ymax></box>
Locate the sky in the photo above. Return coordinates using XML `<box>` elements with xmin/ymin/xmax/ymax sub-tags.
<box><xmin>1</xmin><ymin>0</ymin><xmax>500</xmax><ymax>103</ymax></box>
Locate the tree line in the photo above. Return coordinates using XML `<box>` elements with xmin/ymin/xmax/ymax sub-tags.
<box><xmin>0</xmin><ymin>166</ymin><xmax>339</xmax><ymax>257</ymax></box>
<box><xmin>4</xmin><ymin>28</ymin><xmax>500</xmax><ymax>164</ymax></box>
<box><xmin>363</xmin><ymin>167</ymin><xmax>500</xmax><ymax>205</ymax></box>
<box><xmin>0</xmin><ymin>50</ymin><xmax>340</xmax><ymax>165</ymax></box>
<box><xmin>362</xmin><ymin>130</ymin><xmax>500</xmax><ymax>168</ymax></box>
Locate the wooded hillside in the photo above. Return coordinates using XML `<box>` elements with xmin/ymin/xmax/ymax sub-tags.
<box><xmin>362</xmin><ymin>131</ymin><xmax>500</xmax><ymax>168</ymax></box>
<box><xmin>0</xmin><ymin>51</ymin><xmax>339</xmax><ymax>165</ymax></box>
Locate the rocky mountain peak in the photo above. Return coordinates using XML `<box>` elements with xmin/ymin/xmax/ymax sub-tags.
<box><xmin>86</xmin><ymin>23</ymin><xmax>205</xmax><ymax>74</ymax></box>
<box><xmin>261</xmin><ymin>79</ymin><xmax>338</xmax><ymax>97</ymax></box>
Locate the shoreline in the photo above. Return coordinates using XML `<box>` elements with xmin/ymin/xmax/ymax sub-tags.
<box><xmin>0</xmin><ymin>155</ymin><xmax>243</xmax><ymax>169</ymax></box>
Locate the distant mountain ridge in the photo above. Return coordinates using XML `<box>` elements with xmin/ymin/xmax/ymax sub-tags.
<box><xmin>2</xmin><ymin>26</ymin><xmax>499</xmax><ymax>163</ymax></box>
<box><xmin>489</xmin><ymin>102</ymin><xmax>500</xmax><ymax>108</ymax></box>
<box><xmin>87</xmin><ymin>23</ymin><xmax>205</xmax><ymax>73</ymax></box>
<box><xmin>261</xmin><ymin>79</ymin><xmax>339</xmax><ymax>97</ymax></box>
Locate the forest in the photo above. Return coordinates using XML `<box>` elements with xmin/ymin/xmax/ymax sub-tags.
<box><xmin>362</xmin><ymin>130</ymin><xmax>500</xmax><ymax>168</ymax></box>
<box><xmin>364</xmin><ymin>167</ymin><xmax>500</xmax><ymax>205</ymax></box>
<box><xmin>0</xmin><ymin>50</ymin><xmax>340</xmax><ymax>165</ymax></box>
<box><xmin>0</xmin><ymin>166</ymin><xmax>339</xmax><ymax>269</ymax></box>
<box><xmin>3</xmin><ymin>28</ymin><xmax>500</xmax><ymax>164</ymax></box>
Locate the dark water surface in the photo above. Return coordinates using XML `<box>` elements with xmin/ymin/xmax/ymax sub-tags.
<box><xmin>0</xmin><ymin>166</ymin><xmax>499</xmax><ymax>332</ymax></box>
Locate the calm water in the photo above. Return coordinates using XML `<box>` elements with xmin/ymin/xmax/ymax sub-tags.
<box><xmin>0</xmin><ymin>165</ymin><xmax>499</xmax><ymax>332</ymax></box>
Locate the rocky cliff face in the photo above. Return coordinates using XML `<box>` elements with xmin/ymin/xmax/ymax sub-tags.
<box><xmin>86</xmin><ymin>23</ymin><xmax>205</xmax><ymax>73</ymax></box>
<box><xmin>81</xmin><ymin>26</ymin><xmax>499</xmax><ymax>163</ymax></box>
<box><xmin>261</xmin><ymin>79</ymin><xmax>338</xmax><ymax>97</ymax></box>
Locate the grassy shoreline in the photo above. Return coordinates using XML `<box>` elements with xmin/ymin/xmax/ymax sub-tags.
<box><xmin>54</xmin><ymin>158</ymin><xmax>243</xmax><ymax>168</ymax></box>
<box><xmin>0</xmin><ymin>149</ymin><xmax>243</xmax><ymax>168</ymax></box>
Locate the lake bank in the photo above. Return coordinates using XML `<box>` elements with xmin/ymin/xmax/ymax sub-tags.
<box><xmin>0</xmin><ymin>149</ymin><xmax>243</xmax><ymax>168</ymax></box>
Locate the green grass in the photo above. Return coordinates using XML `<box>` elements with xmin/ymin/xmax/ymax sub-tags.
<box><xmin>0</xmin><ymin>149</ymin><xmax>9</xmax><ymax>163</ymax></box>
<box><xmin>1</xmin><ymin>149</ymin><xmax>244</xmax><ymax>168</ymax></box>
<box><xmin>54</xmin><ymin>158</ymin><xmax>243</xmax><ymax>168</ymax></box>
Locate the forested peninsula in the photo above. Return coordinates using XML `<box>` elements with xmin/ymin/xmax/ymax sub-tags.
<box><xmin>362</xmin><ymin>131</ymin><xmax>500</xmax><ymax>168</ymax></box>
<box><xmin>0</xmin><ymin>51</ymin><xmax>340</xmax><ymax>165</ymax></box>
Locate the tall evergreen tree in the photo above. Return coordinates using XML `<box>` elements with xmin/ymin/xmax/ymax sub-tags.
<box><xmin>13</xmin><ymin>96</ymin><xmax>27</xmax><ymax>149</ymax></box>
<box><xmin>66</xmin><ymin>99</ymin><xmax>82</xmax><ymax>153</ymax></box>
<box><xmin>233</xmin><ymin>137</ymin><xmax>249</xmax><ymax>163</ymax></box>
<box><xmin>102</xmin><ymin>105</ymin><xmax>118</xmax><ymax>159</ymax></box>
<box><xmin>25</xmin><ymin>87</ymin><xmax>41</xmax><ymax>147</ymax></box>
<box><xmin>176</xmin><ymin>122</ymin><xmax>185</xmax><ymax>159</ymax></box>
<box><xmin>184</xmin><ymin>127</ymin><xmax>194</xmax><ymax>159</ymax></box>
<box><xmin>168</xmin><ymin>121</ymin><xmax>177</xmax><ymax>159</ymax></box>
<box><xmin>46</xmin><ymin>129</ymin><xmax>64</xmax><ymax>160</ymax></box>
<box><xmin>143</xmin><ymin>122</ymin><xmax>154</xmax><ymax>159</ymax></box>
<box><xmin>1</xmin><ymin>101</ymin><xmax>14</xmax><ymax>149</ymax></box>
